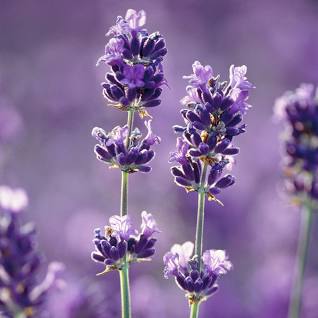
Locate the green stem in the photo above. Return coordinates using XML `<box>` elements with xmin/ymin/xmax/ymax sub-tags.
<box><xmin>118</xmin><ymin>109</ymin><xmax>135</xmax><ymax>318</ymax></box>
<box><xmin>190</xmin><ymin>302</ymin><xmax>200</xmax><ymax>318</ymax></box>
<box><xmin>120</xmin><ymin>171</ymin><xmax>129</xmax><ymax>217</ymax></box>
<box><xmin>194</xmin><ymin>162</ymin><xmax>208</xmax><ymax>267</ymax></box>
<box><xmin>119</xmin><ymin>263</ymin><xmax>131</xmax><ymax>318</ymax></box>
<box><xmin>288</xmin><ymin>202</ymin><xmax>313</xmax><ymax>318</ymax></box>
<box><xmin>190</xmin><ymin>162</ymin><xmax>208</xmax><ymax>318</ymax></box>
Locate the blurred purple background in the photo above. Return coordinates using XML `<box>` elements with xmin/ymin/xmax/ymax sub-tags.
<box><xmin>1</xmin><ymin>0</ymin><xmax>318</xmax><ymax>317</ymax></box>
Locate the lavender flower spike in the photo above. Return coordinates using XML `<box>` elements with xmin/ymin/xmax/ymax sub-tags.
<box><xmin>92</xmin><ymin>9</ymin><xmax>166</xmax><ymax>318</ymax></box>
<box><xmin>163</xmin><ymin>242</ymin><xmax>232</xmax><ymax>304</ymax></box>
<box><xmin>171</xmin><ymin>62</ymin><xmax>254</xmax><ymax>203</ymax></box>
<box><xmin>91</xmin><ymin>211</ymin><xmax>159</xmax><ymax>274</ymax></box>
<box><xmin>165</xmin><ymin>61</ymin><xmax>253</xmax><ymax>318</ymax></box>
<box><xmin>275</xmin><ymin>84</ymin><xmax>318</xmax><ymax>204</ymax></box>
<box><xmin>275</xmin><ymin>84</ymin><xmax>318</xmax><ymax>318</ymax></box>
<box><xmin>98</xmin><ymin>8</ymin><xmax>167</xmax><ymax>117</ymax></box>
<box><xmin>0</xmin><ymin>186</ymin><xmax>64</xmax><ymax>317</ymax></box>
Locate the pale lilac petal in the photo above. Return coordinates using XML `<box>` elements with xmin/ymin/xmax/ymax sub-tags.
<box><xmin>202</xmin><ymin>249</ymin><xmax>233</xmax><ymax>275</ymax></box>
<box><xmin>170</xmin><ymin>241</ymin><xmax>194</xmax><ymax>268</ymax></box>
<box><xmin>140</xmin><ymin>211</ymin><xmax>160</xmax><ymax>237</ymax></box>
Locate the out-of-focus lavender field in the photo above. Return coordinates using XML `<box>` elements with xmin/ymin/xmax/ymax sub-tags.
<box><xmin>1</xmin><ymin>0</ymin><xmax>318</xmax><ymax>317</ymax></box>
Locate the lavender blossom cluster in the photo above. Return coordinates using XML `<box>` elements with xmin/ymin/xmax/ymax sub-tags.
<box><xmin>97</xmin><ymin>9</ymin><xmax>167</xmax><ymax>116</ymax></box>
<box><xmin>170</xmin><ymin>62</ymin><xmax>254</xmax><ymax>202</ymax></box>
<box><xmin>93</xmin><ymin>120</ymin><xmax>160</xmax><ymax>173</ymax></box>
<box><xmin>91</xmin><ymin>212</ymin><xmax>159</xmax><ymax>273</ymax></box>
<box><xmin>163</xmin><ymin>242</ymin><xmax>232</xmax><ymax>304</ymax></box>
<box><xmin>275</xmin><ymin>84</ymin><xmax>318</xmax><ymax>204</ymax></box>
<box><xmin>0</xmin><ymin>186</ymin><xmax>64</xmax><ymax>317</ymax></box>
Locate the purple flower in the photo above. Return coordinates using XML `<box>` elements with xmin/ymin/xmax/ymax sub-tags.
<box><xmin>228</xmin><ymin>65</ymin><xmax>254</xmax><ymax>91</ymax></box>
<box><xmin>183</xmin><ymin>61</ymin><xmax>213</xmax><ymax>90</ymax></box>
<box><xmin>140</xmin><ymin>211</ymin><xmax>160</xmax><ymax>238</ymax></box>
<box><xmin>92</xmin><ymin>211</ymin><xmax>159</xmax><ymax>273</ymax></box>
<box><xmin>125</xmin><ymin>9</ymin><xmax>146</xmax><ymax>31</ymax></box>
<box><xmin>180</xmin><ymin>86</ymin><xmax>202</xmax><ymax>106</ymax></box>
<box><xmin>106</xmin><ymin>16</ymin><xmax>130</xmax><ymax>37</ymax></box>
<box><xmin>275</xmin><ymin>84</ymin><xmax>318</xmax><ymax>203</ymax></box>
<box><xmin>170</xmin><ymin>62</ymin><xmax>254</xmax><ymax>203</ymax></box>
<box><xmin>98</xmin><ymin>9</ymin><xmax>167</xmax><ymax>114</ymax></box>
<box><xmin>109</xmin><ymin>215</ymin><xmax>135</xmax><ymax>240</ymax></box>
<box><xmin>121</xmin><ymin>64</ymin><xmax>145</xmax><ymax>88</ymax></box>
<box><xmin>97</xmin><ymin>38</ymin><xmax>125</xmax><ymax>65</ymax></box>
<box><xmin>169</xmin><ymin>137</ymin><xmax>189</xmax><ymax>165</ymax></box>
<box><xmin>143</xmin><ymin>120</ymin><xmax>161</xmax><ymax>147</ymax></box>
<box><xmin>202</xmin><ymin>250</ymin><xmax>233</xmax><ymax>275</ymax></box>
<box><xmin>0</xmin><ymin>187</ymin><xmax>64</xmax><ymax>316</ymax></box>
<box><xmin>92</xmin><ymin>122</ymin><xmax>160</xmax><ymax>173</ymax></box>
<box><xmin>163</xmin><ymin>242</ymin><xmax>232</xmax><ymax>303</ymax></box>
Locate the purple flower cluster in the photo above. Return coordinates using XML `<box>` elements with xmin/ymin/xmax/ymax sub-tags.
<box><xmin>0</xmin><ymin>186</ymin><xmax>64</xmax><ymax>317</ymax></box>
<box><xmin>97</xmin><ymin>9</ymin><xmax>167</xmax><ymax>116</ymax></box>
<box><xmin>275</xmin><ymin>84</ymin><xmax>318</xmax><ymax>203</ymax></box>
<box><xmin>163</xmin><ymin>242</ymin><xmax>232</xmax><ymax>304</ymax></box>
<box><xmin>91</xmin><ymin>211</ymin><xmax>159</xmax><ymax>273</ymax></box>
<box><xmin>92</xmin><ymin>120</ymin><xmax>160</xmax><ymax>173</ymax></box>
<box><xmin>170</xmin><ymin>62</ymin><xmax>254</xmax><ymax>202</ymax></box>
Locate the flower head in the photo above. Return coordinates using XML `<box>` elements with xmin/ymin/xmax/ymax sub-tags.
<box><xmin>98</xmin><ymin>9</ymin><xmax>167</xmax><ymax>115</ymax></box>
<box><xmin>170</xmin><ymin>62</ymin><xmax>254</xmax><ymax>204</ymax></box>
<box><xmin>163</xmin><ymin>242</ymin><xmax>232</xmax><ymax>304</ymax></box>
<box><xmin>275</xmin><ymin>84</ymin><xmax>318</xmax><ymax>204</ymax></box>
<box><xmin>92</xmin><ymin>122</ymin><xmax>160</xmax><ymax>174</ymax></box>
<box><xmin>91</xmin><ymin>211</ymin><xmax>159</xmax><ymax>273</ymax></box>
<box><xmin>169</xmin><ymin>137</ymin><xmax>189</xmax><ymax>165</ymax></box>
<box><xmin>0</xmin><ymin>187</ymin><xmax>64</xmax><ymax>316</ymax></box>
<box><xmin>183</xmin><ymin>61</ymin><xmax>213</xmax><ymax>90</ymax></box>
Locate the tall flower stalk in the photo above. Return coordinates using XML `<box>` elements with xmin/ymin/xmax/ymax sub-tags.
<box><xmin>164</xmin><ymin>62</ymin><xmax>254</xmax><ymax>317</ymax></box>
<box><xmin>0</xmin><ymin>186</ymin><xmax>64</xmax><ymax>318</ymax></box>
<box><xmin>275</xmin><ymin>84</ymin><xmax>318</xmax><ymax>318</ymax></box>
<box><xmin>91</xmin><ymin>9</ymin><xmax>167</xmax><ymax>318</ymax></box>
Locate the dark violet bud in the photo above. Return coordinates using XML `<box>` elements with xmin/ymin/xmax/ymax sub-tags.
<box><xmin>142</xmin><ymin>38</ymin><xmax>155</xmax><ymax>56</ymax></box>
<box><xmin>215</xmin><ymin>175</ymin><xmax>235</xmax><ymax>188</ymax></box>
<box><xmin>143</xmin><ymin>99</ymin><xmax>161</xmax><ymax>108</ymax></box>
<box><xmin>214</xmin><ymin>139</ymin><xmax>231</xmax><ymax>153</ymax></box>
<box><xmin>222</xmin><ymin>147</ymin><xmax>239</xmax><ymax>155</ymax></box>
